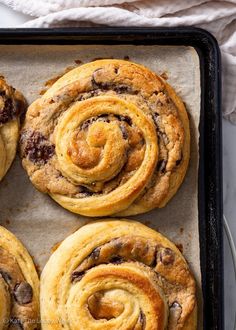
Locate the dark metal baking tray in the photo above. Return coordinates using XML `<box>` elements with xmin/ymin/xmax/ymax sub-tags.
<box><xmin>0</xmin><ymin>27</ymin><xmax>223</xmax><ymax>329</ymax></box>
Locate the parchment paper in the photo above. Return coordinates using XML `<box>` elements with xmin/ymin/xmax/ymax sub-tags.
<box><xmin>0</xmin><ymin>45</ymin><xmax>201</xmax><ymax>326</ymax></box>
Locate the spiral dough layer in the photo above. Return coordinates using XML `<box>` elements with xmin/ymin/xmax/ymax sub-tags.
<box><xmin>0</xmin><ymin>226</ymin><xmax>40</xmax><ymax>330</ymax></box>
<box><xmin>40</xmin><ymin>220</ymin><xmax>197</xmax><ymax>330</ymax></box>
<box><xmin>20</xmin><ymin>60</ymin><xmax>190</xmax><ymax>216</ymax></box>
<box><xmin>0</xmin><ymin>77</ymin><xmax>26</xmax><ymax>182</ymax></box>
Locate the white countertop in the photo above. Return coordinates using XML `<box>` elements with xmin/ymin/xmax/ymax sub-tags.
<box><xmin>0</xmin><ymin>3</ymin><xmax>235</xmax><ymax>328</ymax></box>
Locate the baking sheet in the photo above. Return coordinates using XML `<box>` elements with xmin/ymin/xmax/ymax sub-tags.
<box><xmin>0</xmin><ymin>44</ymin><xmax>201</xmax><ymax>325</ymax></box>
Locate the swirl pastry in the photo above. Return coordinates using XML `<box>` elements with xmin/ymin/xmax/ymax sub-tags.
<box><xmin>0</xmin><ymin>226</ymin><xmax>39</xmax><ymax>330</ymax></box>
<box><xmin>41</xmin><ymin>220</ymin><xmax>197</xmax><ymax>330</ymax></box>
<box><xmin>0</xmin><ymin>77</ymin><xmax>26</xmax><ymax>181</ymax></box>
<box><xmin>20</xmin><ymin>60</ymin><xmax>190</xmax><ymax>216</ymax></box>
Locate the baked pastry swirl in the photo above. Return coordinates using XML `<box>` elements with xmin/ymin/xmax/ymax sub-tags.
<box><xmin>0</xmin><ymin>226</ymin><xmax>39</xmax><ymax>330</ymax></box>
<box><xmin>20</xmin><ymin>60</ymin><xmax>190</xmax><ymax>216</ymax></box>
<box><xmin>0</xmin><ymin>77</ymin><xmax>26</xmax><ymax>181</ymax></box>
<box><xmin>41</xmin><ymin>220</ymin><xmax>197</xmax><ymax>330</ymax></box>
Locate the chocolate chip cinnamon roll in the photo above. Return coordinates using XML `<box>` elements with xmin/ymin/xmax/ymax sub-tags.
<box><xmin>41</xmin><ymin>220</ymin><xmax>197</xmax><ymax>330</ymax></box>
<box><xmin>0</xmin><ymin>78</ymin><xmax>26</xmax><ymax>181</ymax></box>
<box><xmin>0</xmin><ymin>226</ymin><xmax>39</xmax><ymax>330</ymax></box>
<box><xmin>20</xmin><ymin>60</ymin><xmax>190</xmax><ymax>216</ymax></box>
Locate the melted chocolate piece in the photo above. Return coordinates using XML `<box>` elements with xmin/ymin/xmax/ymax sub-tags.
<box><xmin>0</xmin><ymin>91</ymin><xmax>15</xmax><ymax>125</ymax></box>
<box><xmin>113</xmin><ymin>85</ymin><xmax>133</xmax><ymax>94</ymax></box>
<box><xmin>98</xmin><ymin>114</ymin><xmax>109</xmax><ymax>119</ymax></box>
<box><xmin>152</xmin><ymin>112</ymin><xmax>160</xmax><ymax>129</ymax></box>
<box><xmin>114</xmin><ymin>114</ymin><xmax>132</xmax><ymax>126</ymax></box>
<box><xmin>139</xmin><ymin>311</ymin><xmax>146</xmax><ymax>329</ymax></box>
<box><xmin>157</xmin><ymin>159</ymin><xmax>167</xmax><ymax>173</ymax></box>
<box><xmin>120</xmin><ymin>125</ymin><xmax>128</xmax><ymax>140</ymax></box>
<box><xmin>175</xmin><ymin>153</ymin><xmax>183</xmax><ymax>166</ymax></box>
<box><xmin>0</xmin><ymin>270</ymin><xmax>12</xmax><ymax>284</ymax></box>
<box><xmin>159</xmin><ymin>248</ymin><xmax>175</xmax><ymax>266</ymax></box>
<box><xmin>110</xmin><ymin>255</ymin><xmax>125</xmax><ymax>264</ymax></box>
<box><xmin>71</xmin><ymin>271</ymin><xmax>85</xmax><ymax>283</ymax></box>
<box><xmin>91</xmin><ymin>69</ymin><xmax>136</xmax><ymax>95</ymax></box>
<box><xmin>162</xmin><ymin>133</ymin><xmax>169</xmax><ymax>145</ymax></box>
<box><xmin>81</xmin><ymin>115</ymin><xmax>110</xmax><ymax>131</ymax></box>
<box><xmin>169</xmin><ymin>302</ymin><xmax>182</xmax><ymax>327</ymax></box>
<box><xmin>78</xmin><ymin>186</ymin><xmax>94</xmax><ymax>197</ymax></box>
<box><xmin>150</xmin><ymin>247</ymin><xmax>158</xmax><ymax>268</ymax></box>
<box><xmin>14</xmin><ymin>282</ymin><xmax>33</xmax><ymax>305</ymax></box>
<box><xmin>21</xmin><ymin>131</ymin><xmax>55</xmax><ymax>165</ymax></box>
<box><xmin>81</xmin><ymin>118</ymin><xmax>95</xmax><ymax>130</ymax></box>
<box><xmin>90</xmin><ymin>248</ymin><xmax>101</xmax><ymax>260</ymax></box>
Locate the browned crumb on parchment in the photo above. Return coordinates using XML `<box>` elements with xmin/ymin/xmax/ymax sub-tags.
<box><xmin>160</xmin><ymin>71</ymin><xmax>168</xmax><ymax>80</ymax></box>
<box><xmin>175</xmin><ymin>243</ymin><xmax>183</xmax><ymax>253</ymax></box>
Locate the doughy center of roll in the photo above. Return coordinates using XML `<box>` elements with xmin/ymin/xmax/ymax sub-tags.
<box><xmin>55</xmin><ymin>96</ymin><xmax>156</xmax><ymax>186</ymax></box>
<box><xmin>67</xmin><ymin>264</ymin><xmax>167</xmax><ymax>330</ymax></box>
<box><xmin>67</xmin><ymin>121</ymin><xmax>127</xmax><ymax>178</ymax></box>
<box><xmin>88</xmin><ymin>290</ymin><xmax>124</xmax><ymax>320</ymax></box>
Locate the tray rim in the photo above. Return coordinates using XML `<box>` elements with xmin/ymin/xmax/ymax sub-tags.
<box><xmin>0</xmin><ymin>27</ymin><xmax>223</xmax><ymax>330</ymax></box>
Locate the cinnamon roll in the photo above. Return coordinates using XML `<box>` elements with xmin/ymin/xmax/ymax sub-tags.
<box><xmin>0</xmin><ymin>226</ymin><xmax>40</xmax><ymax>330</ymax></box>
<box><xmin>40</xmin><ymin>220</ymin><xmax>197</xmax><ymax>330</ymax></box>
<box><xmin>20</xmin><ymin>60</ymin><xmax>190</xmax><ymax>216</ymax></box>
<box><xmin>0</xmin><ymin>77</ymin><xmax>26</xmax><ymax>182</ymax></box>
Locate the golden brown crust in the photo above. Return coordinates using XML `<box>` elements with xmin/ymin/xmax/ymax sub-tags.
<box><xmin>40</xmin><ymin>220</ymin><xmax>197</xmax><ymax>330</ymax></box>
<box><xmin>0</xmin><ymin>77</ymin><xmax>26</xmax><ymax>181</ymax></box>
<box><xmin>0</xmin><ymin>226</ymin><xmax>40</xmax><ymax>330</ymax></box>
<box><xmin>20</xmin><ymin>60</ymin><xmax>190</xmax><ymax>216</ymax></box>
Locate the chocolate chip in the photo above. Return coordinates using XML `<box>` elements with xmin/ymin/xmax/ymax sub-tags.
<box><xmin>14</xmin><ymin>282</ymin><xmax>33</xmax><ymax>305</ymax></box>
<box><xmin>0</xmin><ymin>270</ymin><xmax>12</xmax><ymax>284</ymax></box>
<box><xmin>0</xmin><ymin>94</ymin><xmax>15</xmax><ymax>125</ymax></box>
<box><xmin>138</xmin><ymin>311</ymin><xmax>146</xmax><ymax>329</ymax></box>
<box><xmin>113</xmin><ymin>85</ymin><xmax>130</xmax><ymax>94</ymax></box>
<box><xmin>120</xmin><ymin>124</ymin><xmax>128</xmax><ymax>139</ymax></box>
<box><xmin>89</xmin><ymin>247</ymin><xmax>100</xmax><ymax>260</ymax></box>
<box><xmin>21</xmin><ymin>131</ymin><xmax>55</xmax><ymax>165</ymax></box>
<box><xmin>8</xmin><ymin>317</ymin><xmax>24</xmax><ymax>330</ymax></box>
<box><xmin>78</xmin><ymin>186</ymin><xmax>94</xmax><ymax>196</ymax></box>
<box><xmin>71</xmin><ymin>271</ymin><xmax>85</xmax><ymax>283</ymax></box>
<box><xmin>121</xmin><ymin>116</ymin><xmax>132</xmax><ymax>126</ymax></box>
<box><xmin>91</xmin><ymin>69</ymin><xmax>107</xmax><ymax>89</ymax></box>
<box><xmin>169</xmin><ymin>302</ymin><xmax>182</xmax><ymax>326</ymax></box>
<box><xmin>98</xmin><ymin>114</ymin><xmax>109</xmax><ymax>119</ymax></box>
<box><xmin>81</xmin><ymin>118</ymin><xmax>95</xmax><ymax>130</ymax></box>
<box><xmin>160</xmin><ymin>248</ymin><xmax>175</xmax><ymax>265</ymax></box>
<box><xmin>75</xmin><ymin>59</ymin><xmax>83</xmax><ymax>65</ymax></box>
<box><xmin>81</xmin><ymin>116</ymin><xmax>106</xmax><ymax>130</ymax></box>
<box><xmin>150</xmin><ymin>247</ymin><xmax>158</xmax><ymax>268</ymax></box>
<box><xmin>123</xmin><ymin>55</ymin><xmax>130</xmax><ymax>61</ymax></box>
<box><xmin>81</xmin><ymin>120</ymin><xmax>90</xmax><ymax>130</ymax></box>
<box><xmin>152</xmin><ymin>113</ymin><xmax>160</xmax><ymax>129</ymax></box>
<box><xmin>157</xmin><ymin>159</ymin><xmax>167</xmax><ymax>173</ymax></box>
<box><xmin>162</xmin><ymin>133</ymin><xmax>169</xmax><ymax>145</ymax></box>
<box><xmin>110</xmin><ymin>255</ymin><xmax>125</xmax><ymax>264</ymax></box>
<box><xmin>91</xmin><ymin>70</ymin><xmax>135</xmax><ymax>95</ymax></box>
<box><xmin>98</xmin><ymin>114</ymin><xmax>110</xmax><ymax>123</ymax></box>
<box><xmin>171</xmin><ymin>302</ymin><xmax>181</xmax><ymax>309</ymax></box>
<box><xmin>176</xmin><ymin>153</ymin><xmax>183</xmax><ymax>166</ymax></box>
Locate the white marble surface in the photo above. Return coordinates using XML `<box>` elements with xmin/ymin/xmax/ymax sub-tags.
<box><xmin>0</xmin><ymin>3</ymin><xmax>235</xmax><ymax>329</ymax></box>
